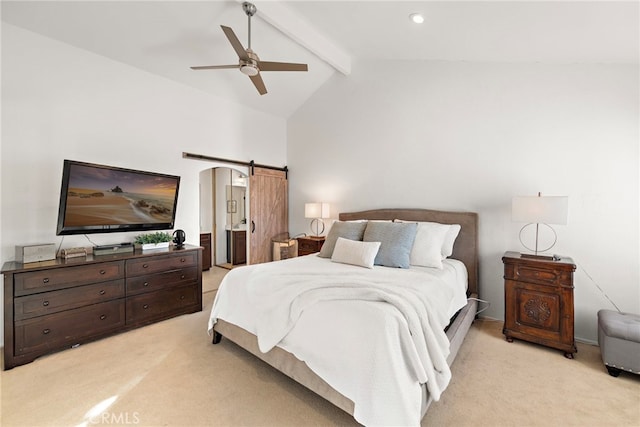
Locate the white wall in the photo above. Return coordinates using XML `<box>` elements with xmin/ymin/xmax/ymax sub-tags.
<box><xmin>199</xmin><ymin>168</ymin><xmax>213</xmax><ymax>235</ymax></box>
<box><xmin>287</xmin><ymin>59</ymin><xmax>639</xmax><ymax>343</ymax></box>
<box><xmin>0</xmin><ymin>24</ymin><xmax>287</xmax><ymax>345</ymax></box>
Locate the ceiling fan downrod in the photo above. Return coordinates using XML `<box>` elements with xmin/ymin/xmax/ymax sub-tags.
<box><xmin>243</xmin><ymin>2</ymin><xmax>257</xmax><ymax>50</ymax></box>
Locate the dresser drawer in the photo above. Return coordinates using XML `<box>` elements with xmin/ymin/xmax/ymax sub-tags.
<box><xmin>126</xmin><ymin>267</ymin><xmax>198</xmax><ymax>296</ymax></box>
<box><xmin>14</xmin><ymin>300</ymin><xmax>125</xmax><ymax>356</ymax></box>
<box><xmin>15</xmin><ymin>279</ymin><xmax>125</xmax><ymax>321</ymax></box>
<box><xmin>14</xmin><ymin>261</ymin><xmax>125</xmax><ymax>296</ymax></box>
<box><xmin>126</xmin><ymin>285</ymin><xmax>199</xmax><ymax>324</ymax></box>
<box><xmin>126</xmin><ymin>252</ymin><xmax>198</xmax><ymax>276</ymax></box>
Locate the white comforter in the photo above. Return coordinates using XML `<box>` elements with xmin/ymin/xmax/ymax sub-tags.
<box><xmin>208</xmin><ymin>255</ymin><xmax>468</xmax><ymax>427</ymax></box>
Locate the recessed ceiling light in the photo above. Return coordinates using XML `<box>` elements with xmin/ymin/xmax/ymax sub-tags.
<box><xmin>409</xmin><ymin>13</ymin><xmax>424</xmax><ymax>24</ymax></box>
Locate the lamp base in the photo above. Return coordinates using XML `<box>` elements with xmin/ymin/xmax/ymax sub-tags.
<box><xmin>520</xmin><ymin>253</ymin><xmax>554</xmax><ymax>261</ymax></box>
<box><xmin>518</xmin><ymin>223</ymin><xmax>558</xmax><ymax>256</ymax></box>
<box><xmin>309</xmin><ymin>218</ymin><xmax>325</xmax><ymax>237</ymax></box>
<box><xmin>519</xmin><ymin>253</ymin><xmax>563</xmax><ymax>262</ymax></box>
<box><xmin>306</xmin><ymin>235</ymin><xmax>325</xmax><ymax>240</ymax></box>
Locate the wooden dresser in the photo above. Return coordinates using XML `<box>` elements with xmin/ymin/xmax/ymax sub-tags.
<box><xmin>502</xmin><ymin>251</ymin><xmax>577</xmax><ymax>358</ymax></box>
<box><xmin>2</xmin><ymin>245</ymin><xmax>202</xmax><ymax>369</ymax></box>
<box><xmin>297</xmin><ymin>236</ymin><xmax>325</xmax><ymax>256</ymax></box>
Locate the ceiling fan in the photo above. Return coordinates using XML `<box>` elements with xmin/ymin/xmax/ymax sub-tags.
<box><xmin>191</xmin><ymin>2</ymin><xmax>308</xmax><ymax>95</ymax></box>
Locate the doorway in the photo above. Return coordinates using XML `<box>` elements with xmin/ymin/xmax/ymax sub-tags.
<box><xmin>196</xmin><ymin>159</ymin><xmax>288</xmax><ymax>268</ymax></box>
<box><xmin>199</xmin><ymin>166</ymin><xmax>249</xmax><ymax>270</ymax></box>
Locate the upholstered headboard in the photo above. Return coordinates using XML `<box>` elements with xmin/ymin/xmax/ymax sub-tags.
<box><xmin>338</xmin><ymin>208</ymin><xmax>479</xmax><ymax>296</ymax></box>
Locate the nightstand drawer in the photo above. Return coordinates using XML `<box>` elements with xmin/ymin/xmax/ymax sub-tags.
<box><xmin>515</xmin><ymin>265</ymin><xmax>560</xmax><ymax>285</ymax></box>
<box><xmin>504</xmin><ymin>257</ymin><xmax>574</xmax><ymax>287</ymax></box>
<box><xmin>299</xmin><ymin>240</ymin><xmax>318</xmax><ymax>252</ymax></box>
<box><xmin>297</xmin><ymin>237</ymin><xmax>325</xmax><ymax>256</ymax></box>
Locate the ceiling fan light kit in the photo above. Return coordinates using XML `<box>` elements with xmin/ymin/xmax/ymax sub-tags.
<box><xmin>240</xmin><ymin>63</ymin><xmax>259</xmax><ymax>76</ymax></box>
<box><xmin>190</xmin><ymin>1</ymin><xmax>308</xmax><ymax>95</ymax></box>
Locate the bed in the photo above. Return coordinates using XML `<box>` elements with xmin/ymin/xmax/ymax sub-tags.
<box><xmin>208</xmin><ymin>208</ymin><xmax>479</xmax><ymax>426</ymax></box>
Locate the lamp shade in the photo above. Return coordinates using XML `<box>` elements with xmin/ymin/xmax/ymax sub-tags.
<box><xmin>512</xmin><ymin>196</ymin><xmax>568</xmax><ymax>225</ymax></box>
<box><xmin>305</xmin><ymin>202</ymin><xmax>330</xmax><ymax>219</ymax></box>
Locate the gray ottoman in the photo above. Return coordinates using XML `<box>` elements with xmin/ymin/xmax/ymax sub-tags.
<box><xmin>597</xmin><ymin>309</ymin><xmax>640</xmax><ymax>377</ymax></box>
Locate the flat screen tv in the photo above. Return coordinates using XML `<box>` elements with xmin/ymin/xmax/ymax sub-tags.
<box><xmin>56</xmin><ymin>160</ymin><xmax>180</xmax><ymax>235</ymax></box>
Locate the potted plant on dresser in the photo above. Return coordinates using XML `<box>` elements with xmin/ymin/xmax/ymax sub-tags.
<box><xmin>134</xmin><ymin>232</ymin><xmax>172</xmax><ymax>251</ymax></box>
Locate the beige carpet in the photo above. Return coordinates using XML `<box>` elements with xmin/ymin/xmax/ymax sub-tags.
<box><xmin>1</xmin><ymin>271</ymin><xmax>639</xmax><ymax>427</ymax></box>
<box><xmin>202</xmin><ymin>266</ymin><xmax>228</xmax><ymax>294</ymax></box>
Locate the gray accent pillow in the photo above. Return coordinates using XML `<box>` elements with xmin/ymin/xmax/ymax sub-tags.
<box><xmin>363</xmin><ymin>221</ymin><xmax>418</xmax><ymax>268</ymax></box>
<box><xmin>318</xmin><ymin>221</ymin><xmax>368</xmax><ymax>258</ymax></box>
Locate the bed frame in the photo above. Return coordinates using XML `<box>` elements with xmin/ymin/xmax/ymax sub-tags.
<box><xmin>212</xmin><ymin>208</ymin><xmax>479</xmax><ymax>419</ymax></box>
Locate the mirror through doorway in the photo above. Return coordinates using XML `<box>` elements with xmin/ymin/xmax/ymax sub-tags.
<box><xmin>199</xmin><ymin>166</ymin><xmax>248</xmax><ymax>271</ymax></box>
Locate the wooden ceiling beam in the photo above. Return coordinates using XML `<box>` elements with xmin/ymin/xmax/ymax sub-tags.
<box><xmin>236</xmin><ymin>0</ymin><xmax>352</xmax><ymax>75</ymax></box>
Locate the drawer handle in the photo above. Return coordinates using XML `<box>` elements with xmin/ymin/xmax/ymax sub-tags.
<box><xmin>143</xmin><ymin>264</ymin><xmax>149</xmax><ymax>269</ymax></box>
<box><xmin>42</xmin><ymin>301</ymin><xmax>50</xmax><ymax>307</ymax></box>
<box><xmin>43</xmin><ymin>328</ymin><xmax>50</xmax><ymax>335</ymax></box>
<box><xmin>143</xmin><ymin>304</ymin><xmax>149</xmax><ymax>310</ymax></box>
<box><xmin>100</xmin><ymin>315</ymin><xmax>106</xmax><ymax>320</ymax></box>
<box><xmin>180</xmin><ymin>275</ymin><xmax>185</xmax><ymax>279</ymax></box>
<box><xmin>99</xmin><ymin>270</ymin><xmax>106</xmax><ymax>275</ymax></box>
<box><xmin>99</xmin><ymin>290</ymin><xmax>106</xmax><ymax>295</ymax></box>
<box><xmin>143</xmin><ymin>282</ymin><xmax>149</xmax><ymax>287</ymax></box>
<box><xmin>43</xmin><ymin>278</ymin><xmax>49</xmax><ymax>284</ymax></box>
<box><xmin>180</xmin><ymin>258</ymin><xmax>186</xmax><ymax>263</ymax></box>
<box><xmin>180</xmin><ymin>295</ymin><xmax>185</xmax><ymax>300</ymax></box>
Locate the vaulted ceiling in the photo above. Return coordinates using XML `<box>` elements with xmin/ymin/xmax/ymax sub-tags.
<box><xmin>2</xmin><ymin>1</ymin><xmax>638</xmax><ymax>118</ymax></box>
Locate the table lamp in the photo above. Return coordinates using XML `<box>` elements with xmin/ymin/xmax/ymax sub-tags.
<box><xmin>512</xmin><ymin>192</ymin><xmax>568</xmax><ymax>258</ymax></box>
<box><xmin>305</xmin><ymin>202</ymin><xmax>330</xmax><ymax>237</ymax></box>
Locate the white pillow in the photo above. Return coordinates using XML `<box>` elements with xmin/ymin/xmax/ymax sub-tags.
<box><xmin>441</xmin><ymin>224</ymin><xmax>461</xmax><ymax>258</ymax></box>
<box><xmin>411</xmin><ymin>222</ymin><xmax>449</xmax><ymax>268</ymax></box>
<box><xmin>394</xmin><ymin>220</ymin><xmax>451</xmax><ymax>268</ymax></box>
<box><xmin>331</xmin><ymin>237</ymin><xmax>381</xmax><ymax>269</ymax></box>
<box><xmin>395</xmin><ymin>220</ymin><xmax>461</xmax><ymax>260</ymax></box>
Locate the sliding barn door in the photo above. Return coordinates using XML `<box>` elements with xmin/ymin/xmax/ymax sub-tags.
<box><xmin>249</xmin><ymin>167</ymin><xmax>288</xmax><ymax>264</ymax></box>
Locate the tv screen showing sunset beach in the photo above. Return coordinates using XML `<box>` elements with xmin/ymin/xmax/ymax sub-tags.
<box><xmin>59</xmin><ymin>162</ymin><xmax>180</xmax><ymax>231</ymax></box>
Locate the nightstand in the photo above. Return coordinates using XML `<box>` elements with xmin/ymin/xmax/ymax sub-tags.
<box><xmin>502</xmin><ymin>251</ymin><xmax>577</xmax><ymax>358</ymax></box>
<box><xmin>297</xmin><ymin>236</ymin><xmax>325</xmax><ymax>256</ymax></box>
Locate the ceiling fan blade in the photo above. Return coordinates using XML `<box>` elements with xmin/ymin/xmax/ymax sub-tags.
<box><xmin>259</xmin><ymin>61</ymin><xmax>308</xmax><ymax>72</ymax></box>
<box><xmin>190</xmin><ymin>65</ymin><xmax>239</xmax><ymax>70</ymax></box>
<box><xmin>221</xmin><ymin>25</ymin><xmax>250</xmax><ymax>61</ymax></box>
<box><xmin>249</xmin><ymin>73</ymin><xmax>267</xmax><ymax>95</ymax></box>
